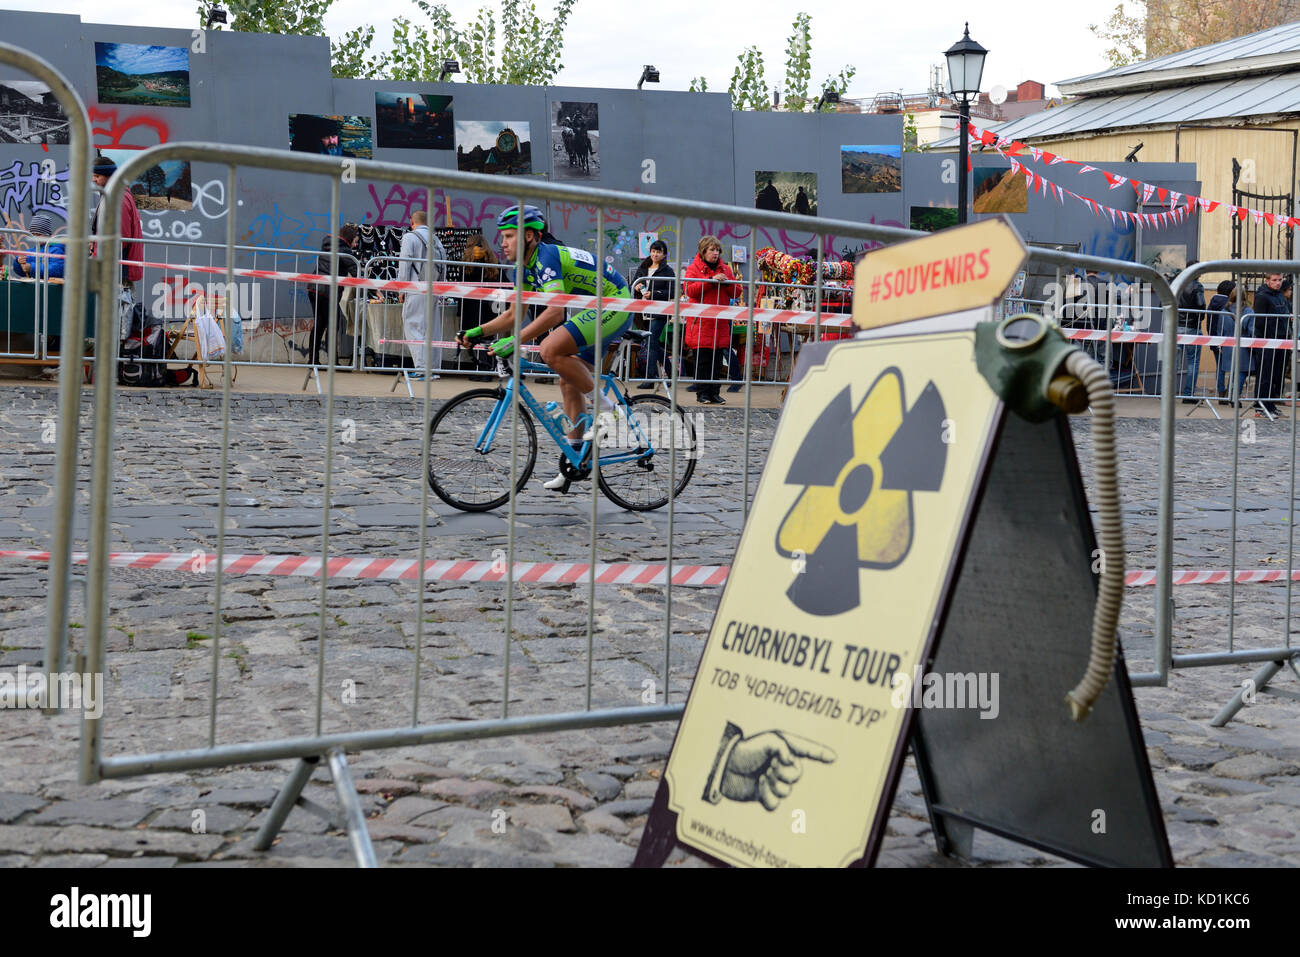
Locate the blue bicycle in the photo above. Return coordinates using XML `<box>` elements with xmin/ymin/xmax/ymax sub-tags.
<box><xmin>426</xmin><ymin>337</ymin><xmax>697</xmax><ymax>512</ymax></box>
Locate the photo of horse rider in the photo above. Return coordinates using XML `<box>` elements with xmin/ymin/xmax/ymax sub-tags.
<box><xmin>552</xmin><ymin>101</ymin><xmax>599</xmax><ymax>181</ymax></box>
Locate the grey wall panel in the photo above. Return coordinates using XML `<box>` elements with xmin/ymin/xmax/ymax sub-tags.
<box><xmin>732</xmin><ymin>111</ymin><xmax>906</xmax><ymax>259</ymax></box>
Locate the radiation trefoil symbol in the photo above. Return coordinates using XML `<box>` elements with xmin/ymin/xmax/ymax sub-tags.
<box><xmin>776</xmin><ymin>367</ymin><xmax>948</xmax><ymax>617</ymax></box>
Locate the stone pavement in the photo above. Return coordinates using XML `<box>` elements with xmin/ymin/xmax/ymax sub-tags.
<box><xmin>1</xmin><ymin>385</ymin><xmax>1298</xmax><ymax>868</ymax></box>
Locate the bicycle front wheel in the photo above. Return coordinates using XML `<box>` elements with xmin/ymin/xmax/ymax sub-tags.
<box><xmin>426</xmin><ymin>388</ymin><xmax>537</xmax><ymax>511</ymax></box>
<box><xmin>596</xmin><ymin>394</ymin><xmax>697</xmax><ymax>511</ymax></box>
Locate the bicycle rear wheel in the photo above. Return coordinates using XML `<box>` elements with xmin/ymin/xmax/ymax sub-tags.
<box><xmin>596</xmin><ymin>394</ymin><xmax>697</xmax><ymax>511</ymax></box>
<box><xmin>426</xmin><ymin>388</ymin><xmax>537</xmax><ymax>511</ymax></box>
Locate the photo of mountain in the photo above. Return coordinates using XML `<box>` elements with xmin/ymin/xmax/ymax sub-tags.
<box><xmin>94</xmin><ymin>42</ymin><xmax>190</xmax><ymax>108</ymax></box>
<box><xmin>841</xmin><ymin>144</ymin><xmax>901</xmax><ymax>194</ymax></box>
<box><xmin>0</xmin><ymin>81</ymin><xmax>70</xmax><ymax>144</ymax></box>
<box><xmin>973</xmin><ymin>166</ymin><xmax>1027</xmax><ymax>214</ymax></box>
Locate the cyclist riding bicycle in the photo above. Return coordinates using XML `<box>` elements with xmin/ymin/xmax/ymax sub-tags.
<box><xmin>457</xmin><ymin>204</ymin><xmax>633</xmax><ymax>491</ymax></box>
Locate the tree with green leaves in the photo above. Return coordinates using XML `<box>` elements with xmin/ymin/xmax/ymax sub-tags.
<box><xmin>715</xmin><ymin>12</ymin><xmax>855</xmax><ymax>112</ymax></box>
<box><xmin>199</xmin><ymin>0</ymin><xmax>577</xmax><ymax>84</ymax></box>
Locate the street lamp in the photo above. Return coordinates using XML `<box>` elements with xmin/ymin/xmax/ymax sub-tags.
<box><xmin>439</xmin><ymin>59</ymin><xmax>460</xmax><ymax>82</ymax></box>
<box><xmin>945</xmin><ymin>23</ymin><xmax>987</xmax><ymax>224</ymax></box>
<box><xmin>638</xmin><ymin>65</ymin><xmax>660</xmax><ymax>90</ymax></box>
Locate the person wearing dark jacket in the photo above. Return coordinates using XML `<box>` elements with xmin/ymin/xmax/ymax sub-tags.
<box><xmin>630</xmin><ymin>239</ymin><xmax>676</xmax><ymax>388</ymax></box>
<box><xmin>684</xmin><ymin>235</ymin><xmax>739</xmax><ymax>404</ymax></box>
<box><xmin>1176</xmin><ymin>265</ymin><xmax>1206</xmax><ymax>403</ymax></box>
<box><xmin>1252</xmin><ymin>273</ymin><xmax>1290</xmax><ymax>415</ymax></box>
<box><xmin>313</xmin><ymin>224</ymin><xmax>359</xmax><ymax>367</ymax></box>
<box><xmin>1206</xmin><ymin>280</ymin><xmax>1239</xmax><ymax>402</ymax></box>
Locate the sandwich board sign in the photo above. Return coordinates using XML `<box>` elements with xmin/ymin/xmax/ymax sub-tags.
<box><xmin>634</xmin><ymin>219</ymin><xmax>1170</xmax><ymax>868</ymax></box>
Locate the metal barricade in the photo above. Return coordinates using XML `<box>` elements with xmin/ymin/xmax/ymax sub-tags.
<box><xmin>0</xmin><ymin>45</ymin><xmax>95</xmax><ymax>722</ymax></box>
<box><xmin>1165</xmin><ymin>262</ymin><xmax>1300</xmax><ymax>723</ymax></box>
<box><xmin>57</xmin><ymin>136</ymin><xmax>1200</xmax><ymax>866</ymax></box>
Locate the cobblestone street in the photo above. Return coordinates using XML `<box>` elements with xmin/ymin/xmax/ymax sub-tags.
<box><xmin>2</xmin><ymin>385</ymin><xmax>1299</xmax><ymax>867</ymax></box>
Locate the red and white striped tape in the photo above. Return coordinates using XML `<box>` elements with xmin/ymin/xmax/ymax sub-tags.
<box><xmin>12</xmin><ymin>245</ymin><xmax>1289</xmax><ymax>348</ymax></box>
<box><xmin>1063</xmin><ymin>327</ymin><xmax>1296</xmax><ymax>351</ymax></box>
<box><xmin>0</xmin><ymin>549</ymin><xmax>729</xmax><ymax>587</ymax></box>
<box><xmin>0</xmin><ymin>549</ymin><xmax>1293</xmax><ymax>588</ymax></box>
<box><xmin>30</xmin><ymin>250</ymin><xmax>856</xmax><ymax>332</ymax></box>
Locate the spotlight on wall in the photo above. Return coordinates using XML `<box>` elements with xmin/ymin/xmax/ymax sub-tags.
<box><xmin>813</xmin><ymin>88</ymin><xmax>841</xmax><ymax>112</ymax></box>
<box><xmin>638</xmin><ymin>65</ymin><xmax>660</xmax><ymax>90</ymax></box>
<box><xmin>205</xmin><ymin>5</ymin><xmax>228</xmax><ymax>28</ymax></box>
<box><xmin>439</xmin><ymin>59</ymin><xmax>461</xmax><ymax>82</ymax></box>
<box><xmin>1124</xmin><ymin>142</ymin><xmax>1144</xmax><ymax>163</ymax></box>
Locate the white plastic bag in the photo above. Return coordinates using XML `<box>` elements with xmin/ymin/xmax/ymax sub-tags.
<box><xmin>194</xmin><ymin>310</ymin><xmax>227</xmax><ymax>361</ymax></box>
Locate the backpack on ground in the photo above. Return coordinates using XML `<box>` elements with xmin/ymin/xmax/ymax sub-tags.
<box><xmin>118</xmin><ymin>303</ymin><xmax>172</xmax><ymax>387</ymax></box>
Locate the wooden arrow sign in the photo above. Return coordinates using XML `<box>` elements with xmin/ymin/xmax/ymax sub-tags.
<box><xmin>852</xmin><ymin>217</ymin><xmax>1028</xmax><ymax>330</ymax></box>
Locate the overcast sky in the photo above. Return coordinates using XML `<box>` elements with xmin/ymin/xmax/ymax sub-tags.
<box><xmin>6</xmin><ymin>0</ymin><xmax>1127</xmax><ymax>97</ymax></box>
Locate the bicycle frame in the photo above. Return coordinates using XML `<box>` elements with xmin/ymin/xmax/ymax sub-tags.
<box><xmin>475</xmin><ymin>357</ymin><xmax>655</xmax><ymax>469</ymax></box>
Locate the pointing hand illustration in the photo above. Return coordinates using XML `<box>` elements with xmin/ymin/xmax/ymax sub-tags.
<box><xmin>710</xmin><ymin>727</ymin><xmax>838</xmax><ymax>811</ymax></box>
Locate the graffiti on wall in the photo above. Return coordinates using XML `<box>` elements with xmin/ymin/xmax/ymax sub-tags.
<box><xmin>0</xmin><ymin>160</ymin><xmax>71</xmax><ymax>221</ymax></box>
<box><xmin>89</xmin><ymin>106</ymin><xmax>170</xmax><ymax>151</ymax></box>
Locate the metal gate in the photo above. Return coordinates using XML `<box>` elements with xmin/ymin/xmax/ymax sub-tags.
<box><xmin>1231</xmin><ymin>157</ymin><xmax>1295</xmax><ymax>264</ymax></box>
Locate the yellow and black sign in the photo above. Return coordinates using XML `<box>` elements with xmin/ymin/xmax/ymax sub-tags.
<box><xmin>661</xmin><ymin>331</ymin><xmax>1002</xmax><ymax>868</ymax></box>
<box><xmin>852</xmin><ymin>218</ymin><xmax>1027</xmax><ymax>330</ymax></box>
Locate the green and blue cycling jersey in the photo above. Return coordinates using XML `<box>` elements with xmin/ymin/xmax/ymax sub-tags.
<box><xmin>522</xmin><ymin>242</ymin><xmax>632</xmax><ymax>362</ymax></box>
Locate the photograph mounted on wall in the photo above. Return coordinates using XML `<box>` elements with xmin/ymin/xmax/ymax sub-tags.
<box><xmin>755</xmin><ymin>171</ymin><xmax>817</xmax><ymax>216</ymax></box>
<box><xmin>375</xmin><ymin>93</ymin><xmax>453</xmax><ymax>150</ymax></box>
<box><xmin>552</xmin><ymin>101</ymin><xmax>599</xmax><ymax>181</ymax></box>
<box><xmin>288</xmin><ymin>114</ymin><xmax>373</xmax><ymax>159</ymax></box>
<box><xmin>972</xmin><ymin>165</ymin><xmax>1028</xmax><ymax>214</ymax></box>
<box><xmin>840</xmin><ymin>145</ymin><xmax>901</xmax><ymax>193</ymax></box>
<box><xmin>456</xmin><ymin>121</ymin><xmax>531</xmax><ymax>175</ymax></box>
<box><xmin>102</xmin><ymin>147</ymin><xmax>192</xmax><ymax>213</ymax></box>
<box><xmin>1142</xmin><ymin>244</ymin><xmax>1187</xmax><ymax>281</ymax></box>
<box><xmin>0</xmin><ymin>81</ymin><xmax>71</xmax><ymax>144</ymax></box>
<box><xmin>94</xmin><ymin>42</ymin><xmax>190</xmax><ymax>108</ymax></box>
<box><xmin>910</xmin><ymin>205</ymin><xmax>959</xmax><ymax>233</ymax></box>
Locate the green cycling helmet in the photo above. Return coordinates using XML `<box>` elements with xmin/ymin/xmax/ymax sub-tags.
<box><xmin>496</xmin><ymin>204</ymin><xmax>546</xmax><ymax>232</ymax></box>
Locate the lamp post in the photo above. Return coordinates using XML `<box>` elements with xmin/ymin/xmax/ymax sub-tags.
<box><xmin>945</xmin><ymin>23</ymin><xmax>987</xmax><ymax>224</ymax></box>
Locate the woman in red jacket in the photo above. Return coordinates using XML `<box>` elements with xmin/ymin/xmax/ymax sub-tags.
<box><xmin>684</xmin><ymin>235</ymin><xmax>739</xmax><ymax>404</ymax></box>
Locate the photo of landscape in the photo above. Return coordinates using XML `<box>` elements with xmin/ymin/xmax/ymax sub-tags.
<box><xmin>102</xmin><ymin>147</ymin><xmax>192</xmax><ymax>212</ymax></box>
<box><xmin>910</xmin><ymin>205</ymin><xmax>958</xmax><ymax>232</ymax></box>
<box><xmin>0</xmin><ymin>81</ymin><xmax>71</xmax><ymax>144</ymax></box>
<box><xmin>94</xmin><ymin>42</ymin><xmax>190</xmax><ymax>108</ymax></box>
<box><xmin>288</xmin><ymin>114</ymin><xmax>373</xmax><ymax>159</ymax></box>
<box><xmin>973</xmin><ymin>165</ymin><xmax>1028</xmax><ymax>214</ymax></box>
<box><xmin>755</xmin><ymin>171</ymin><xmax>817</xmax><ymax>216</ymax></box>
<box><xmin>841</xmin><ymin>144</ymin><xmax>901</xmax><ymax>193</ymax></box>
<box><xmin>375</xmin><ymin>93</ymin><xmax>453</xmax><ymax>150</ymax></box>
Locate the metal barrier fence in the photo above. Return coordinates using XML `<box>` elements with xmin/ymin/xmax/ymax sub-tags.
<box><xmin>62</xmin><ymin>138</ymin><xmax>1193</xmax><ymax>865</ymax></box>
<box><xmin>0</xmin><ymin>44</ymin><xmax>95</xmax><ymax>730</ymax></box>
<box><xmin>0</xmin><ymin>56</ymin><xmax>1282</xmax><ymax>861</ymax></box>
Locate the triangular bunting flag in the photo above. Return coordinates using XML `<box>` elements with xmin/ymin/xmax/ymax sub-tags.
<box><xmin>1265</xmin><ymin>212</ymin><xmax>1276</xmax><ymax>227</ymax></box>
<box><xmin>1205</xmin><ymin>201</ymin><xmax>1220</xmax><ymax>214</ymax></box>
<box><xmin>1029</xmin><ymin>147</ymin><xmax>1043</xmax><ymax>163</ymax></box>
<box><xmin>1047</xmin><ymin>152</ymin><xmax>1065</xmax><ymax>165</ymax></box>
<box><xmin>1169</xmin><ymin>190</ymin><xmax>1182</xmax><ymax>208</ymax></box>
<box><xmin>1142</xmin><ymin>183</ymin><xmax>1155</xmax><ymax>203</ymax></box>
<box><xmin>1079</xmin><ymin>164</ymin><xmax>1097</xmax><ymax>174</ymax></box>
<box><xmin>1156</xmin><ymin>187</ymin><xmax>1168</xmax><ymax>202</ymax></box>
